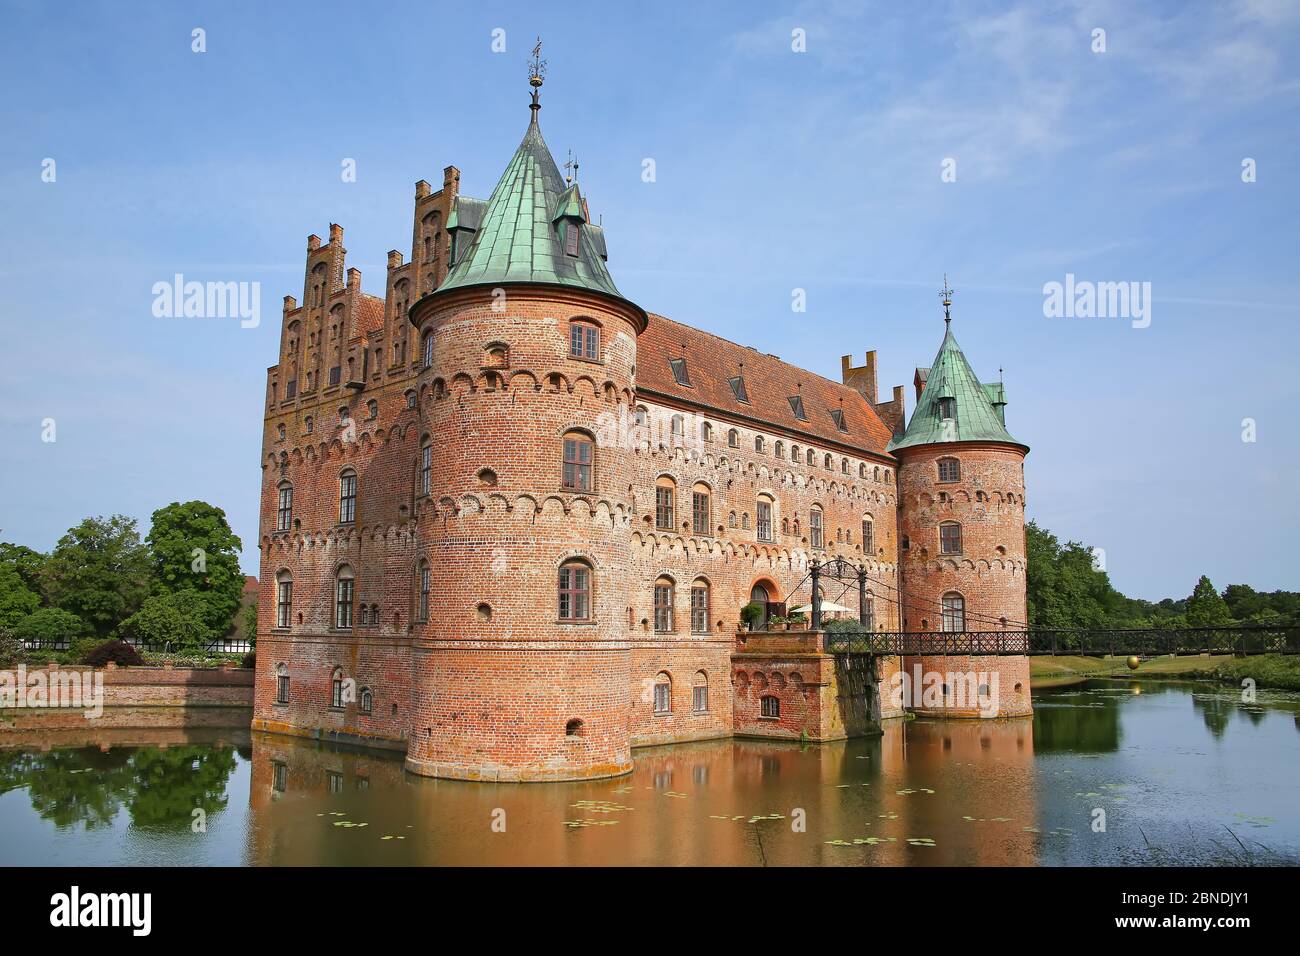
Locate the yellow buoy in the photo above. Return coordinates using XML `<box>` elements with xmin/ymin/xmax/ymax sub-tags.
<box><xmin>1126</xmin><ymin>655</ymin><xmax>1140</xmax><ymax>670</ymax></box>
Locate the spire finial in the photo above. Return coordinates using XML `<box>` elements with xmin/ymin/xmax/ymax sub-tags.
<box><xmin>528</xmin><ymin>37</ymin><xmax>546</xmax><ymax>116</ymax></box>
<box><xmin>940</xmin><ymin>274</ymin><xmax>954</xmax><ymax>324</ymax></box>
<box><xmin>564</xmin><ymin>150</ymin><xmax>579</xmax><ymax>184</ymax></box>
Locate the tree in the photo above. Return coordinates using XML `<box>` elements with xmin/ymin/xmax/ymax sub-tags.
<box><xmin>146</xmin><ymin>501</ymin><xmax>244</xmax><ymax>637</ymax></box>
<box><xmin>40</xmin><ymin>516</ymin><xmax>151</xmax><ymax>638</ymax></box>
<box><xmin>11</xmin><ymin>607</ymin><xmax>90</xmax><ymax>642</ymax></box>
<box><xmin>0</xmin><ymin>543</ymin><xmax>45</xmax><ymax>593</ymax></box>
<box><xmin>1185</xmin><ymin>575</ymin><xmax>1233</xmax><ymax>627</ymax></box>
<box><xmin>1024</xmin><ymin>522</ymin><xmax>1122</xmax><ymax>631</ymax></box>
<box><xmin>241</xmin><ymin>600</ymin><xmax>258</xmax><ymax>644</ymax></box>
<box><xmin>0</xmin><ymin>563</ymin><xmax>41</xmax><ymax>634</ymax></box>
<box><xmin>119</xmin><ymin>590</ymin><xmax>214</xmax><ymax>650</ymax></box>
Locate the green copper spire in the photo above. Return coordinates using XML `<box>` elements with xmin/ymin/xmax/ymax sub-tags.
<box><xmin>887</xmin><ymin>319</ymin><xmax>1026</xmax><ymax>453</ymax></box>
<box><xmin>437</xmin><ymin>68</ymin><xmax>627</xmax><ymax>301</ymax></box>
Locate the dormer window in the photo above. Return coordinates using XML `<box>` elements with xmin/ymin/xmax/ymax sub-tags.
<box><xmin>830</xmin><ymin>408</ymin><xmax>848</xmax><ymax>432</ymax></box>
<box><xmin>728</xmin><ymin>376</ymin><xmax>749</xmax><ymax>403</ymax></box>
<box><xmin>788</xmin><ymin>395</ymin><xmax>808</xmax><ymax>421</ymax></box>
<box><xmin>938</xmin><ymin>397</ymin><xmax>957</xmax><ymax>420</ymax></box>
<box><xmin>564</xmin><ymin>221</ymin><xmax>580</xmax><ymax>257</ymax></box>
<box><xmin>669</xmin><ymin>358</ymin><xmax>691</xmax><ymax>387</ymax></box>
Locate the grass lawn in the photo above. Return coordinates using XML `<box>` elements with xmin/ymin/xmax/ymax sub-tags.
<box><xmin>1031</xmin><ymin>653</ymin><xmax>1300</xmax><ymax>690</ymax></box>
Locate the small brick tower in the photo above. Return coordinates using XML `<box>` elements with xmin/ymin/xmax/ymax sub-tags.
<box><xmin>890</xmin><ymin>282</ymin><xmax>1032</xmax><ymax>717</ymax></box>
<box><xmin>402</xmin><ymin>60</ymin><xmax>647</xmax><ymax>780</ymax></box>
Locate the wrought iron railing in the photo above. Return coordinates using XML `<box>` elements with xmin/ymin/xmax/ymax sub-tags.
<box><xmin>821</xmin><ymin>625</ymin><xmax>1299</xmax><ymax>657</ymax></box>
<box><xmin>18</xmin><ymin>636</ymin><xmax>253</xmax><ymax>655</ymax></box>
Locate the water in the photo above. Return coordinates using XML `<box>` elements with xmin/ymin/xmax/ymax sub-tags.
<box><xmin>2</xmin><ymin>679</ymin><xmax>1297</xmax><ymax>866</ymax></box>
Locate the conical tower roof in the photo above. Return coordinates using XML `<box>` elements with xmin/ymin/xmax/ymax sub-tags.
<box><xmin>887</xmin><ymin>323</ymin><xmax>1026</xmax><ymax>452</ymax></box>
<box><xmin>439</xmin><ymin>110</ymin><xmax>627</xmax><ymax>301</ymax></box>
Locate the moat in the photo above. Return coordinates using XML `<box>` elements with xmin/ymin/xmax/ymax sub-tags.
<box><xmin>2</xmin><ymin>680</ymin><xmax>1298</xmax><ymax>866</ymax></box>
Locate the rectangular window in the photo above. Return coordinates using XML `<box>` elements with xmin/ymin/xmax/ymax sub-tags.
<box><xmin>692</xmin><ymin>684</ymin><xmax>708</xmax><ymax>713</ymax></box>
<box><xmin>422</xmin><ymin>336</ymin><xmax>434</xmax><ymax>370</ymax></box>
<box><xmin>756</xmin><ymin>500</ymin><xmax>772</xmax><ymax>541</ymax></box>
<box><xmin>275</xmin><ymin>675</ymin><xmax>289</xmax><ymax>705</ymax></box>
<box><xmin>272</xmin><ymin>761</ymin><xmax>287</xmax><ymax>791</ymax></box>
<box><xmin>690</xmin><ymin>586</ymin><xmax>709</xmax><ymax>634</ymax></box>
<box><xmin>669</xmin><ymin>358</ymin><xmax>691</xmax><ymax>387</ymax></box>
<box><xmin>938</xmin><ymin>458</ymin><xmax>960</xmax><ymax>482</ymax></box>
<box><xmin>331</xmin><ymin>679</ymin><xmax>344</xmax><ymax>709</ymax></box>
<box><xmin>654</xmin><ymin>682</ymin><xmax>671</xmax><ymax>714</ymax></box>
<box><xmin>276</xmin><ymin>581</ymin><xmax>292</xmax><ymax>629</ymax></box>
<box><xmin>339</xmin><ymin>473</ymin><xmax>357</xmax><ymax>523</ymax></box>
<box><xmin>418</xmin><ymin>566</ymin><xmax>430</xmax><ymax>622</ymax></box>
<box><xmin>810</xmin><ymin>510</ymin><xmax>823</xmax><ymax>549</ymax></box>
<box><xmin>277</xmin><ymin>486</ymin><xmax>292</xmax><ymax>532</ymax></box>
<box><xmin>655</xmin><ymin>486</ymin><xmax>674</xmax><ymax>530</ymax></box>
<box><xmin>692</xmin><ymin>492</ymin><xmax>710</xmax><ymax>535</ymax></box>
<box><xmin>558</xmin><ymin>565</ymin><xmax>590</xmax><ymax>620</ymax></box>
<box><xmin>941</xmin><ymin>596</ymin><xmax>965</xmax><ymax>632</ymax></box>
<box><xmin>329</xmin><ymin>366</ymin><xmax>341</xmax><ymax>386</ymax></box>
<box><xmin>862</xmin><ymin>519</ymin><xmax>874</xmax><ymax>555</ymax></box>
<box><xmin>654</xmin><ymin>585</ymin><xmax>674</xmax><ymax>633</ymax></box>
<box><xmin>285</xmin><ymin>379</ymin><xmax>297</xmax><ymax>399</ymax></box>
<box><xmin>563</xmin><ymin>437</ymin><xmax>592</xmax><ymax>491</ymax></box>
<box><xmin>564</xmin><ymin>222</ymin><xmax>580</xmax><ymax>257</ymax></box>
<box><xmin>420</xmin><ymin>445</ymin><xmax>432</xmax><ymax>496</ymax></box>
<box><xmin>336</xmin><ymin>579</ymin><xmax>353</xmax><ymax>629</ymax></box>
<box><xmin>760</xmin><ymin>696</ymin><xmax>780</xmax><ymax>718</ymax></box>
<box><xmin>940</xmin><ymin>523</ymin><xmax>962</xmax><ymax>555</ymax></box>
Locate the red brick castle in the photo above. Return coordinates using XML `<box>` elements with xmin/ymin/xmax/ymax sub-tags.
<box><xmin>254</xmin><ymin>74</ymin><xmax>1032</xmax><ymax>781</ymax></box>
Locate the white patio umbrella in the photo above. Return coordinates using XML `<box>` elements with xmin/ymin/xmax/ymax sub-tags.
<box><xmin>789</xmin><ymin>602</ymin><xmax>854</xmax><ymax>615</ymax></box>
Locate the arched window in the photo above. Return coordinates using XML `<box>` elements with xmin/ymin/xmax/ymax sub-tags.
<box><xmin>275</xmin><ymin>664</ymin><xmax>289</xmax><ymax>704</ymax></box>
<box><xmin>701</xmin><ymin>421</ymin><xmax>712</xmax><ymax>442</ymax></box>
<box><xmin>654</xmin><ymin>576</ymin><xmax>675</xmax><ymax>633</ymax></box>
<box><xmin>941</xmin><ymin>592</ymin><xmax>965</xmax><ymax>632</ymax></box>
<box><xmin>755</xmin><ymin>435</ymin><xmax>765</xmax><ymax>454</ymax></box>
<box><xmin>360</xmin><ymin>687</ymin><xmax>373</xmax><ymax>714</ymax></box>
<box><xmin>331</xmin><ymin>667</ymin><xmax>345</xmax><ymax>708</ymax></box>
<box><xmin>756</xmin><ymin>494</ymin><xmax>774</xmax><ymax>542</ymax></box>
<box><xmin>809</xmin><ymin>506</ymin><xmax>824</xmax><ymax>549</ymax></box>
<box><xmin>558</xmin><ymin>559</ymin><xmax>592</xmax><ymax>621</ymax></box>
<box><xmin>728</xmin><ymin>428</ymin><xmax>739</xmax><ymax>448</ymax></box>
<box><xmin>421</xmin><ymin>332</ymin><xmax>434</xmax><ymax>370</ymax></box>
<box><xmin>938</xmin><ymin>457</ymin><xmax>961</xmax><ymax>482</ymax></box>
<box><xmin>569</xmin><ymin>319</ymin><xmax>599</xmax><ymax>360</ymax></box>
<box><xmin>760</xmin><ymin>695</ymin><xmax>780</xmax><ymax>718</ymax></box>
<box><xmin>939</xmin><ymin>521</ymin><xmax>962</xmax><ymax>555</ymax></box>
<box><xmin>653</xmin><ymin>672</ymin><xmax>672</xmax><ymax>714</ymax></box>
<box><xmin>304</xmin><ymin>415</ymin><xmax>314</xmax><ymax>434</ymax></box>
<box><xmin>861</xmin><ymin>515</ymin><xmax>874</xmax><ymax>555</ymax></box>
<box><xmin>823</xmin><ymin>453</ymin><xmax>833</xmax><ymax>469</ymax></box>
<box><xmin>420</xmin><ymin>440</ymin><xmax>433</xmax><ymax>496</ymax></box>
<box><xmin>806</xmin><ymin>449</ymin><xmax>815</xmax><ymax>466</ymax></box>
<box><xmin>335</xmin><ymin>566</ymin><xmax>355</xmax><ymax>629</ymax></box>
<box><xmin>562</xmin><ymin>431</ymin><xmax>594</xmax><ymax>491</ymax></box>
<box><xmin>691</xmin><ymin>482</ymin><xmax>711</xmax><ymax>535</ymax></box>
<box><xmin>366</xmin><ymin>399</ymin><xmax>378</xmax><ymax>420</ymax></box>
<box><xmin>859</xmin><ymin>463</ymin><xmax>867</xmax><ymax>478</ymax></box>
<box><xmin>690</xmin><ymin>580</ymin><xmax>710</xmax><ymax>634</ymax></box>
<box><xmin>275</xmin><ymin>570</ymin><xmax>293</xmax><ymax>629</ymax></box>
<box><xmin>692</xmin><ymin>671</ymin><xmax>709</xmax><ymax>712</ymax></box>
<box><xmin>416</xmin><ymin>561</ymin><xmax>430</xmax><ymax>622</ymax></box>
<box><xmin>670</xmin><ymin>414</ymin><xmax>685</xmax><ymax>441</ymax></box>
<box><xmin>841</xmin><ymin>458</ymin><xmax>849</xmax><ymax>474</ymax></box>
<box><xmin>791</xmin><ymin>444</ymin><xmax>800</xmax><ymax>462</ymax></box>
<box><xmin>655</xmin><ymin>476</ymin><xmax>676</xmax><ymax>530</ymax></box>
<box><xmin>774</xmin><ymin>440</ymin><xmax>784</xmax><ymax>458</ymax></box>
<box><xmin>405</xmin><ymin>390</ymin><xmax>417</xmax><ymax>409</ymax></box>
<box><xmin>633</xmin><ymin>405</ymin><xmax>648</xmax><ymax>426</ymax></box>
<box><xmin>276</xmin><ymin>482</ymin><xmax>293</xmax><ymax>532</ymax></box>
<box><xmin>277</xmin><ymin>423</ymin><xmax>286</xmax><ymax>441</ymax></box>
<box><xmin>339</xmin><ymin>470</ymin><xmax>357</xmax><ymax>523</ymax></box>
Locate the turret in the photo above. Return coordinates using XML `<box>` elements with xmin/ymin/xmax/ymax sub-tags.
<box><xmin>889</xmin><ymin>282</ymin><xmax>1032</xmax><ymax>717</ymax></box>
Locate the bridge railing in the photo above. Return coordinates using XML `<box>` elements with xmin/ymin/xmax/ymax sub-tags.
<box><xmin>821</xmin><ymin>625</ymin><xmax>1299</xmax><ymax>657</ymax></box>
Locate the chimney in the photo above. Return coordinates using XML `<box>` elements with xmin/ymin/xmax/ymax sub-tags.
<box><xmin>840</xmin><ymin>351</ymin><xmax>879</xmax><ymax>405</ymax></box>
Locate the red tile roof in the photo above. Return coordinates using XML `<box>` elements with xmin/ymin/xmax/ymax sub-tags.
<box><xmin>637</xmin><ymin>313</ymin><xmax>895</xmax><ymax>458</ymax></box>
<box><xmin>355</xmin><ymin>295</ymin><xmax>385</xmax><ymax>336</ymax></box>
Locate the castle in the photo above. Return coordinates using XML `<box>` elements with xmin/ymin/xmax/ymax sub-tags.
<box><xmin>253</xmin><ymin>75</ymin><xmax>1032</xmax><ymax>782</ymax></box>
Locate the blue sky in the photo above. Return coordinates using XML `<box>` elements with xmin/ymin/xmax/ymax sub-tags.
<box><xmin>1</xmin><ymin>0</ymin><xmax>1297</xmax><ymax>601</ymax></box>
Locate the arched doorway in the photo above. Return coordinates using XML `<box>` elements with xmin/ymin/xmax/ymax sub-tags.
<box><xmin>748</xmin><ymin>580</ymin><xmax>779</xmax><ymax>630</ymax></box>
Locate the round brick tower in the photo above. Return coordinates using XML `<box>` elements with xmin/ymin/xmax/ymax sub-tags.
<box><xmin>890</xmin><ymin>300</ymin><xmax>1032</xmax><ymax>719</ymax></box>
<box><xmin>403</xmin><ymin>81</ymin><xmax>647</xmax><ymax>780</ymax></box>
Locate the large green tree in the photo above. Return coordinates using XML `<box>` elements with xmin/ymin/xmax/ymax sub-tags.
<box><xmin>145</xmin><ymin>501</ymin><xmax>244</xmax><ymax>637</ymax></box>
<box><xmin>41</xmin><ymin>516</ymin><xmax>151</xmax><ymax>638</ymax></box>
<box><xmin>0</xmin><ymin>563</ymin><xmax>41</xmax><ymax>634</ymax></box>
<box><xmin>1024</xmin><ymin>521</ymin><xmax>1122</xmax><ymax>630</ymax></box>
<box><xmin>1186</xmin><ymin>574</ymin><xmax>1233</xmax><ymax>627</ymax></box>
<box><xmin>119</xmin><ymin>590</ymin><xmax>214</xmax><ymax>649</ymax></box>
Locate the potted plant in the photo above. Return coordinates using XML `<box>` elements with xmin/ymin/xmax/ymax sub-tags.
<box><xmin>769</xmin><ymin>615</ymin><xmax>789</xmax><ymax>631</ymax></box>
<box><xmin>740</xmin><ymin>602</ymin><xmax>765</xmax><ymax>632</ymax></box>
<box><xmin>787</xmin><ymin>612</ymin><xmax>808</xmax><ymax>631</ymax></box>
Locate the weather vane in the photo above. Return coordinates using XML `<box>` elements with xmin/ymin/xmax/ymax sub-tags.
<box><xmin>564</xmin><ymin>149</ymin><xmax>579</xmax><ymax>184</ymax></box>
<box><xmin>528</xmin><ymin>37</ymin><xmax>546</xmax><ymax>113</ymax></box>
<box><xmin>940</xmin><ymin>274</ymin><xmax>954</xmax><ymax>324</ymax></box>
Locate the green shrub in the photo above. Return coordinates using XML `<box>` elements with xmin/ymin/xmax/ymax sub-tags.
<box><xmin>119</xmin><ymin>590</ymin><xmax>214</xmax><ymax>650</ymax></box>
<box><xmin>241</xmin><ymin>651</ymin><xmax>256</xmax><ymax>669</ymax></box>
<box><xmin>12</xmin><ymin>607</ymin><xmax>90</xmax><ymax>643</ymax></box>
<box><xmin>0</xmin><ymin>633</ymin><xmax>25</xmax><ymax>667</ymax></box>
<box><xmin>823</xmin><ymin>617</ymin><xmax>863</xmax><ymax>633</ymax></box>
<box><xmin>740</xmin><ymin>602</ymin><xmax>765</xmax><ymax>628</ymax></box>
